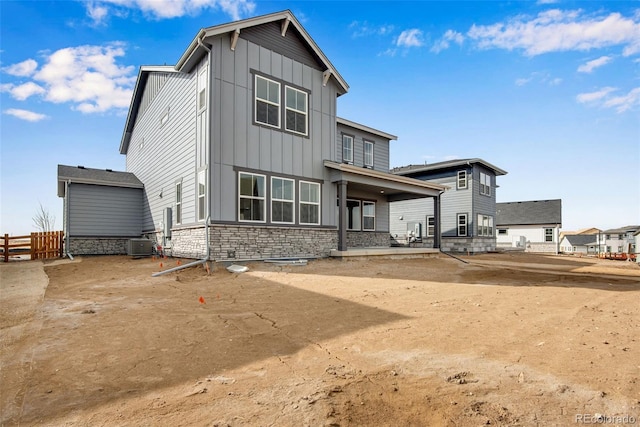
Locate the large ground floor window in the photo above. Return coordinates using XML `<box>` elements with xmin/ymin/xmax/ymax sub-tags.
<box><xmin>237</xmin><ymin>170</ymin><xmax>321</xmax><ymax>226</ymax></box>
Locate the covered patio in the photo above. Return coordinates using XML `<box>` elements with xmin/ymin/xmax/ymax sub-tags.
<box><xmin>324</xmin><ymin>160</ymin><xmax>447</xmax><ymax>254</ymax></box>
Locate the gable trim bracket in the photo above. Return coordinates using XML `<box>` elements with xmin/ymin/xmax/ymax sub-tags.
<box><xmin>230</xmin><ymin>28</ymin><xmax>240</xmax><ymax>51</ymax></box>
<box><xmin>281</xmin><ymin>17</ymin><xmax>290</xmax><ymax>37</ymax></box>
<box><xmin>323</xmin><ymin>70</ymin><xmax>332</xmax><ymax>87</ymax></box>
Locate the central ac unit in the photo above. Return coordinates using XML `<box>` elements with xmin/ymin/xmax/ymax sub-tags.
<box><xmin>128</xmin><ymin>239</ymin><xmax>153</xmax><ymax>257</ymax></box>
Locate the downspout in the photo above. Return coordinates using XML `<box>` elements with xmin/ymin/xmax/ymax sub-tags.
<box><xmin>152</xmin><ymin>215</ymin><xmax>210</xmax><ymax>277</ymax></box>
<box><xmin>65</xmin><ymin>180</ymin><xmax>74</xmax><ymax>260</ymax></box>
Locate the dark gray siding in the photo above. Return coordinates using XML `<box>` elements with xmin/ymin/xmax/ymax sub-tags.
<box><xmin>126</xmin><ymin>69</ymin><xmax>197</xmax><ymax>232</ymax></box>
<box><xmin>209</xmin><ymin>34</ymin><xmax>340</xmax><ymax>225</ymax></box>
<box><xmin>336</xmin><ymin>123</ymin><xmax>390</xmax><ymax>172</ymax></box>
<box><xmin>240</xmin><ymin>22</ymin><xmax>323</xmax><ymax>71</ymax></box>
<box><xmin>68</xmin><ymin>183</ymin><xmax>142</xmax><ymax>237</ymax></box>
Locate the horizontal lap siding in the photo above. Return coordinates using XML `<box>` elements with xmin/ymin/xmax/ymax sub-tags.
<box><xmin>69</xmin><ymin>184</ymin><xmax>142</xmax><ymax>236</ymax></box>
<box><xmin>126</xmin><ymin>71</ymin><xmax>197</xmax><ymax>232</ymax></box>
<box><xmin>336</xmin><ymin>123</ymin><xmax>390</xmax><ymax>172</ymax></box>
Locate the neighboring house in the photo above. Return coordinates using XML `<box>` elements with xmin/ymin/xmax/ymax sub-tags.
<box><xmin>495</xmin><ymin>199</ymin><xmax>562</xmax><ymax>253</ymax></box>
<box><xmin>67</xmin><ymin>10</ymin><xmax>446</xmax><ymax>260</ymax></box>
<box><xmin>559</xmin><ymin>234</ymin><xmax>598</xmax><ymax>255</ymax></box>
<box><xmin>599</xmin><ymin>225</ymin><xmax>639</xmax><ymax>254</ymax></box>
<box><xmin>559</xmin><ymin>227</ymin><xmax>601</xmax><ymax>242</ymax></box>
<box><xmin>389</xmin><ymin>159</ymin><xmax>508</xmax><ymax>253</ymax></box>
<box><xmin>57</xmin><ymin>165</ymin><xmax>143</xmax><ymax>255</ymax></box>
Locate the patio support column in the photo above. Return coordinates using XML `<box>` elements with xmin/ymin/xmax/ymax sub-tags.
<box><xmin>338</xmin><ymin>180</ymin><xmax>348</xmax><ymax>251</ymax></box>
<box><xmin>433</xmin><ymin>193</ymin><xmax>442</xmax><ymax>249</ymax></box>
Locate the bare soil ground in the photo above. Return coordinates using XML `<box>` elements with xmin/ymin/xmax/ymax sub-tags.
<box><xmin>1</xmin><ymin>252</ymin><xmax>639</xmax><ymax>426</ymax></box>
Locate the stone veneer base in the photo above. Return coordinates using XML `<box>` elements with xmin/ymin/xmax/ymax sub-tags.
<box><xmin>68</xmin><ymin>237</ymin><xmax>130</xmax><ymax>255</ymax></box>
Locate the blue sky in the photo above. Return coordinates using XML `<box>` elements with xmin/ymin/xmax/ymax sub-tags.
<box><xmin>1</xmin><ymin>0</ymin><xmax>639</xmax><ymax>235</ymax></box>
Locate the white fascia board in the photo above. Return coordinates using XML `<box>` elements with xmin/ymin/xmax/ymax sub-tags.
<box><xmin>337</xmin><ymin>117</ymin><xmax>398</xmax><ymax>141</ymax></box>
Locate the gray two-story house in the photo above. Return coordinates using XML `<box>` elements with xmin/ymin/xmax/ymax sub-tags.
<box><xmin>389</xmin><ymin>159</ymin><xmax>507</xmax><ymax>253</ymax></box>
<box><xmin>58</xmin><ymin>11</ymin><xmax>445</xmax><ymax>259</ymax></box>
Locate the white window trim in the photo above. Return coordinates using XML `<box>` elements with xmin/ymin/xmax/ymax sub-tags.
<box><xmin>480</xmin><ymin>172</ymin><xmax>491</xmax><ymax>196</ymax></box>
<box><xmin>238</xmin><ymin>172</ymin><xmax>266</xmax><ymax>223</ymax></box>
<box><xmin>270</xmin><ymin>176</ymin><xmax>295</xmax><ymax>224</ymax></box>
<box><xmin>545</xmin><ymin>228</ymin><xmax>554</xmax><ymax>242</ymax></box>
<box><xmin>197</xmin><ymin>169</ymin><xmax>207</xmax><ymax>222</ymax></box>
<box><xmin>363</xmin><ymin>140</ymin><xmax>374</xmax><ymax>168</ymax></box>
<box><xmin>426</xmin><ymin>215</ymin><xmax>435</xmax><ymax>237</ymax></box>
<box><xmin>362</xmin><ymin>201</ymin><xmax>375</xmax><ymax>231</ymax></box>
<box><xmin>457</xmin><ymin>213</ymin><xmax>468</xmax><ymax>237</ymax></box>
<box><xmin>284</xmin><ymin>85</ymin><xmax>308</xmax><ymax>136</ymax></box>
<box><xmin>299</xmin><ymin>181</ymin><xmax>321</xmax><ymax>225</ymax></box>
<box><xmin>175</xmin><ymin>180</ymin><xmax>182</xmax><ymax>225</ymax></box>
<box><xmin>457</xmin><ymin>170</ymin><xmax>467</xmax><ymax>189</ymax></box>
<box><xmin>477</xmin><ymin>214</ymin><xmax>494</xmax><ymax>237</ymax></box>
<box><xmin>342</xmin><ymin>134</ymin><xmax>354</xmax><ymax>164</ymax></box>
<box><xmin>255</xmin><ymin>75</ymin><xmax>280</xmax><ymax>129</ymax></box>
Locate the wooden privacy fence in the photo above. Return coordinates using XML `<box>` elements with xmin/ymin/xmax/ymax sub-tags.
<box><xmin>1</xmin><ymin>231</ymin><xmax>64</xmax><ymax>262</ymax></box>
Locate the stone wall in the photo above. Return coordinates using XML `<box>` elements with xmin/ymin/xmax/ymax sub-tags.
<box><xmin>525</xmin><ymin>242</ymin><xmax>558</xmax><ymax>253</ymax></box>
<box><xmin>168</xmin><ymin>224</ymin><xmax>338</xmax><ymax>260</ymax></box>
<box><xmin>347</xmin><ymin>231</ymin><xmax>389</xmax><ymax>248</ymax></box>
<box><xmin>68</xmin><ymin>237</ymin><xmax>129</xmax><ymax>255</ymax></box>
<box><xmin>440</xmin><ymin>237</ymin><xmax>496</xmax><ymax>254</ymax></box>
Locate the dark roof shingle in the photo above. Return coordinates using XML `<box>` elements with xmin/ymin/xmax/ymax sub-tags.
<box><xmin>496</xmin><ymin>199</ymin><xmax>562</xmax><ymax>226</ymax></box>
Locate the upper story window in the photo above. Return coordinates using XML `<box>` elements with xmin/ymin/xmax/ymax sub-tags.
<box><xmin>479</xmin><ymin>172</ymin><xmax>491</xmax><ymax>196</ymax></box>
<box><xmin>239</xmin><ymin>172</ymin><xmax>266</xmax><ymax>222</ymax></box>
<box><xmin>364</xmin><ymin>141</ymin><xmax>374</xmax><ymax>168</ymax></box>
<box><xmin>342</xmin><ymin>135</ymin><xmax>353</xmax><ymax>163</ymax></box>
<box><xmin>255</xmin><ymin>75</ymin><xmax>280</xmax><ymax>129</ymax></box>
<box><xmin>457</xmin><ymin>171</ymin><xmax>467</xmax><ymax>189</ymax></box>
<box><xmin>285</xmin><ymin>86</ymin><xmax>308</xmax><ymax>136</ymax></box>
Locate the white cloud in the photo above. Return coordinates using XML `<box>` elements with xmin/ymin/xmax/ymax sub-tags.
<box><xmin>577</xmin><ymin>55</ymin><xmax>613</xmax><ymax>73</ymax></box>
<box><xmin>3</xmin><ymin>59</ymin><xmax>38</xmax><ymax>77</ymax></box>
<box><xmin>349</xmin><ymin>21</ymin><xmax>394</xmax><ymax>38</ymax></box>
<box><xmin>576</xmin><ymin>87</ymin><xmax>617</xmax><ymax>103</ymax></box>
<box><xmin>515</xmin><ymin>72</ymin><xmax>562</xmax><ymax>87</ymax></box>
<box><xmin>87</xmin><ymin>0</ymin><xmax>256</xmax><ymax>23</ymax></box>
<box><xmin>576</xmin><ymin>86</ymin><xmax>640</xmax><ymax>112</ymax></box>
<box><xmin>4</xmin><ymin>82</ymin><xmax>46</xmax><ymax>100</ymax></box>
<box><xmin>4</xmin><ymin>108</ymin><xmax>49</xmax><ymax>122</ymax></box>
<box><xmin>603</xmin><ymin>87</ymin><xmax>640</xmax><ymax>113</ymax></box>
<box><xmin>396</xmin><ymin>29</ymin><xmax>424</xmax><ymax>48</ymax></box>
<box><xmin>467</xmin><ymin>9</ymin><xmax>640</xmax><ymax>57</ymax></box>
<box><xmin>431</xmin><ymin>30</ymin><xmax>465</xmax><ymax>53</ymax></box>
<box><xmin>2</xmin><ymin>43</ymin><xmax>136</xmax><ymax>114</ymax></box>
<box><xmin>515</xmin><ymin>77</ymin><xmax>532</xmax><ymax>86</ymax></box>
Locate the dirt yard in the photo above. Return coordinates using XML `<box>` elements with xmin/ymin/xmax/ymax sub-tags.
<box><xmin>1</xmin><ymin>252</ymin><xmax>639</xmax><ymax>426</ymax></box>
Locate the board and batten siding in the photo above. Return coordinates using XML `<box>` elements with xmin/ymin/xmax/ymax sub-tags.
<box><xmin>207</xmin><ymin>32</ymin><xmax>340</xmax><ymax>225</ymax></box>
<box><xmin>126</xmin><ymin>69</ymin><xmax>198</xmax><ymax>233</ymax></box>
<box><xmin>68</xmin><ymin>184</ymin><xmax>142</xmax><ymax>237</ymax></box>
<box><xmin>336</xmin><ymin>123</ymin><xmax>390</xmax><ymax>172</ymax></box>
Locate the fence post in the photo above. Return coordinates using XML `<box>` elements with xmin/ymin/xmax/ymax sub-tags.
<box><xmin>3</xmin><ymin>234</ymin><xmax>7</xmax><ymax>263</ymax></box>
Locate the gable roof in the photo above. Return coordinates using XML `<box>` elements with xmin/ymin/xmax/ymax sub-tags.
<box><xmin>57</xmin><ymin>164</ymin><xmax>143</xmax><ymax>197</ymax></box>
<box><xmin>496</xmin><ymin>199</ymin><xmax>562</xmax><ymax>226</ymax></box>
<box><xmin>563</xmin><ymin>234</ymin><xmax>597</xmax><ymax>246</ymax></box>
<box><xmin>120</xmin><ymin>10</ymin><xmax>348</xmax><ymax>155</ymax></box>
<box><xmin>602</xmin><ymin>225</ymin><xmax>640</xmax><ymax>234</ymax></box>
<box><xmin>337</xmin><ymin>117</ymin><xmax>397</xmax><ymax>141</ymax></box>
<box><xmin>392</xmin><ymin>158</ymin><xmax>507</xmax><ymax>176</ymax></box>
